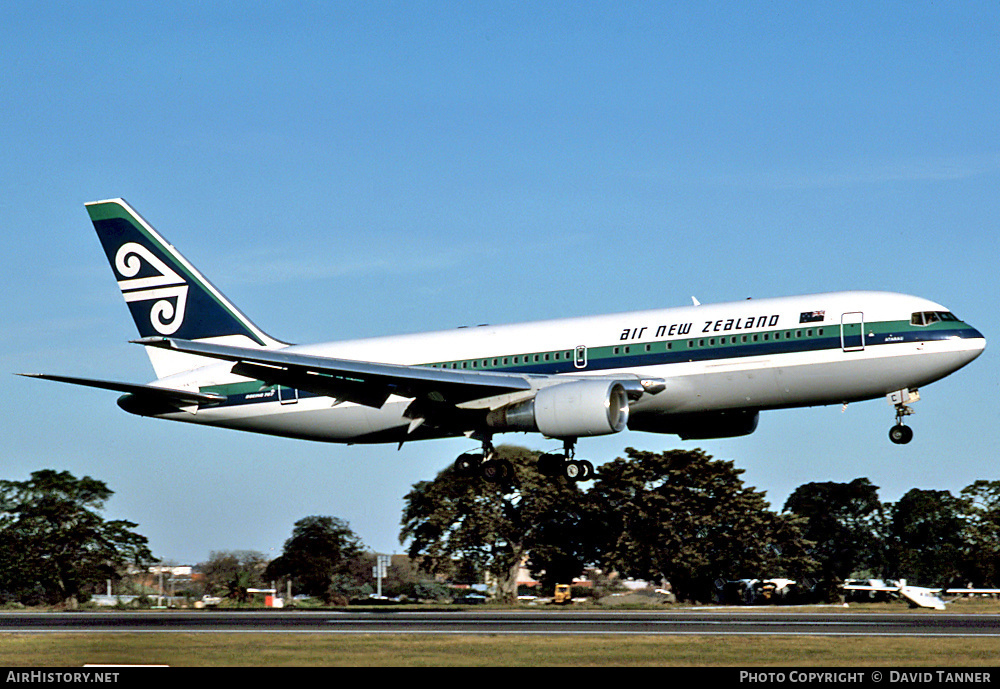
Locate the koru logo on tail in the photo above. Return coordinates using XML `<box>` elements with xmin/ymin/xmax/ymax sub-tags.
<box><xmin>115</xmin><ymin>242</ymin><xmax>189</xmax><ymax>335</ymax></box>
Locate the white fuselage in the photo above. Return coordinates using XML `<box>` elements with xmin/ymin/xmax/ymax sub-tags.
<box><xmin>143</xmin><ymin>291</ymin><xmax>985</xmax><ymax>444</ymax></box>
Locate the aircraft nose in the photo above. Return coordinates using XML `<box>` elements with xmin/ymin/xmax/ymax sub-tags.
<box><xmin>959</xmin><ymin>325</ymin><xmax>987</xmax><ymax>362</ymax></box>
<box><xmin>967</xmin><ymin>326</ymin><xmax>986</xmax><ymax>350</ymax></box>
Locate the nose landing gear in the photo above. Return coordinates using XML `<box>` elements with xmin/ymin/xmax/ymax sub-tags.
<box><xmin>889</xmin><ymin>421</ymin><xmax>914</xmax><ymax>445</ymax></box>
<box><xmin>888</xmin><ymin>390</ymin><xmax>918</xmax><ymax>445</ymax></box>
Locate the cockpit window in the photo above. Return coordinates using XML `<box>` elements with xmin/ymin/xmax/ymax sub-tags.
<box><xmin>911</xmin><ymin>311</ymin><xmax>958</xmax><ymax>326</ymax></box>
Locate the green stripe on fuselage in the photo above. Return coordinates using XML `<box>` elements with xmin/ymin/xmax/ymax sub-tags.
<box><xmin>198</xmin><ymin>319</ymin><xmax>980</xmax><ymax>402</ymax></box>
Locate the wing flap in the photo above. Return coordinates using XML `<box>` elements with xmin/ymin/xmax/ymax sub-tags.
<box><xmin>231</xmin><ymin>361</ymin><xmax>394</xmax><ymax>408</ymax></box>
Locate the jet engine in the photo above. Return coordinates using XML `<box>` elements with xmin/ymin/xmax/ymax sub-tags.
<box><xmin>486</xmin><ymin>379</ymin><xmax>630</xmax><ymax>438</ymax></box>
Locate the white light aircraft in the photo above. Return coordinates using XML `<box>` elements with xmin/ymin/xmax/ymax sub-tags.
<box><xmin>843</xmin><ymin>579</ymin><xmax>1000</xmax><ymax>610</ymax></box>
<box><xmin>24</xmin><ymin>199</ymin><xmax>986</xmax><ymax>483</ymax></box>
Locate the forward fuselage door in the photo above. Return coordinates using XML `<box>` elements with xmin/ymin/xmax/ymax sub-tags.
<box><xmin>841</xmin><ymin>312</ymin><xmax>865</xmax><ymax>352</ymax></box>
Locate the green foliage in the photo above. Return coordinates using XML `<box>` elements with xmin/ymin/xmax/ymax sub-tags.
<box><xmin>412</xmin><ymin>580</ymin><xmax>453</xmax><ymax>601</ymax></box>
<box><xmin>587</xmin><ymin>448</ymin><xmax>813</xmax><ymax>603</ymax></box>
<box><xmin>265</xmin><ymin>516</ymin><xmax>365</xmax><ymax>603</ymax></box>
<box><xmin>783</xmin><ymin>478</ymin><xmax>887</xmax><ymax>592</ymax></box>
<box><xmin>960</xmin><ymin>480</ymin><xmax>1000</xmax><ymax>587</ymax></box>
<box><xmin>198</xmin><ymin>550</ymin><xmax>269</xmax><ymax>602</ymax></box>
<box><xmin>887</xmin><ymin>488</ymin><xmax>967</xmax><ymax>585</ymax></box>
<box><xmin>0</xmin><ymin>469</ymin><xmax>153</xmax><ymax>607</ymax></box>
<box><xmin>400</xmin><ymin>446</ymin><xmax>589</xmax><ymax>603</ymax></box>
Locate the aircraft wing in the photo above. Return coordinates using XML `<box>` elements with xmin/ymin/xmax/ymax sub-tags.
<box><xmin>137</xmin><ymin>337</ymin><xmax>537</xmax><ymax>409</ymax></box>
<box><xmin>17</xmin><ymin>373</ymin><xmax>226</xmax><ymax>406</ymax></box>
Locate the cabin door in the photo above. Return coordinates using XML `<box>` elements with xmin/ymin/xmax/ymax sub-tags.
<box><xmin>841</xmin><ymin>312</ymin><xmax>865</xmax><ymax>352</ymax></box>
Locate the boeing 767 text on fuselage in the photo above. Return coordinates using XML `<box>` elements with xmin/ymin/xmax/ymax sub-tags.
<box><xmin>23</xmin><ymin>199</ymin><xmax>986</xmax><ymax>482</ymax></box>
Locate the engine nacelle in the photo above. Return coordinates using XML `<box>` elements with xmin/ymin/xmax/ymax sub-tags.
<box><xmin>486</xmin><ymin>379</ymin><xmax>630</xmax><ymax>438</ymax></box>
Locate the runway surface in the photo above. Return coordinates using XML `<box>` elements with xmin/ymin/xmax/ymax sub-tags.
<box><xmin>3</xmin><ymin>609</ymin><xmax>1000</xmax><ymax>636</ymax></box>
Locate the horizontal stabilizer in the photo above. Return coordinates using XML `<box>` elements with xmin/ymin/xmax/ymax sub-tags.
<box><xmin>18</xmin><ymin>373</ymin><xmax>225</xmax><ymax>405</ymax></box>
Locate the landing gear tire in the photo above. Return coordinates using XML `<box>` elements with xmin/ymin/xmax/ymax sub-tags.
<box><xmin>563</xmin><ymin>459</ymin><xmax>594</xmax><ymax>482</ymax></box>
<box><xmin>538</xmin><ymin>452</ymin><xmax>564</xmax><ymax>477</ymax></box>
<box><xmin>481</xmin><ymin>458</ymin><xmax>513</xmax><ymax>483</ymax></box>
<box><xmin>454</xmin><ymin>452</ymin><xmax>483</xmax><ymax>476</ymax></box>
<box><xmin>889</xmin><ymin>424</ymin><xmax>913</xmax><ymax>445</ymax></box>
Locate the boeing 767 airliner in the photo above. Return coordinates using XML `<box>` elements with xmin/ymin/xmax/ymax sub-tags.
<box><xmin>23</xmin><ymin>199</ymin><xmax>986</xmax><ymax>483</ymax></box>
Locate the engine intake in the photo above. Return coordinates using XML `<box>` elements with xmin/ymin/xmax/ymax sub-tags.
<box><xmin>487</xmin><ymin>379</ymin><xmax>630</xmax><ymax>438</ymax></box>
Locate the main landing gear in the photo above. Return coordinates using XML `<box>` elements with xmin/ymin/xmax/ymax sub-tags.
<box><xmin>453</xmin><ymin>437</ymin><xmax>594</xmax><ymax>483</ymax></box>
<box><xmin>454</xmin><ymin>440</ymin><xmax>516</xmax><ymax>484</ymax></box>
<box><xmin>537</xmin><ymin>440</ymin><xmax>594</xmax><ymax>482</ymax></box>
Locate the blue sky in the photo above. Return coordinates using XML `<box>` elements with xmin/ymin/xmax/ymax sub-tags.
<box><xmin>3</xmin><ymin>2</ymin><xmax>998</xmax><ymax>565</ymax></box>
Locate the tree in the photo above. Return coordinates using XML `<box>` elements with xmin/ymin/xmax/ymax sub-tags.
<box><xmin>959</xmin><ymin>480</ymin><xmax>1000</xmax><ymax>587</ymax></box>
<box><xmin>887</xmin><ymin>488</ymin><xmax>966</xmax><ymax>586</ymax></box>
<box><xmin>0</xmin><ymin>469</ymin><xmax>153</xmax><ymax>607</ymax></box>
<box><xmin>265</xmin><ymin>516</ymin><xmax>365</xmax><ymax>603</ymax></box>
<box><xmin>589</xmin><ymin>448</ymin><xmax>812</xmax><ymax>603</ymax></box>
<box><xmin>400</xmin><ymin>446</ymin><xmax>590</xmax><ymax>603</ymax></box>
<box><xmin>783</xmin><ymin>478</ymin><xmax>887</xmax><ymax>595</ymax></box>
<box><xmin>198</xmin><ymin>550</ymin><xmax>268</xmax><ymax>603</ymax></box>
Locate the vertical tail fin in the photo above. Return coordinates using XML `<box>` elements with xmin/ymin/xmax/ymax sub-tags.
<box><xmin>86</xmin><ymin>199</ymin><xmax>285</xmax><ymax>378</ymax></box>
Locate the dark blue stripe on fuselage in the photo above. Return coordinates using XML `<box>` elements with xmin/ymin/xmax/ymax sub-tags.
<box><xmin>204</xmin><ymin>326</ymin><xmax>981</xmax><ymax>409</ymax></box>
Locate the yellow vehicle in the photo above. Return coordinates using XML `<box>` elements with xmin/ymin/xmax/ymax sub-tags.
<box><xmin>553</xmin><ymin>584</ymin><xmax>572</xmax><ymax>605</ymax></box>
